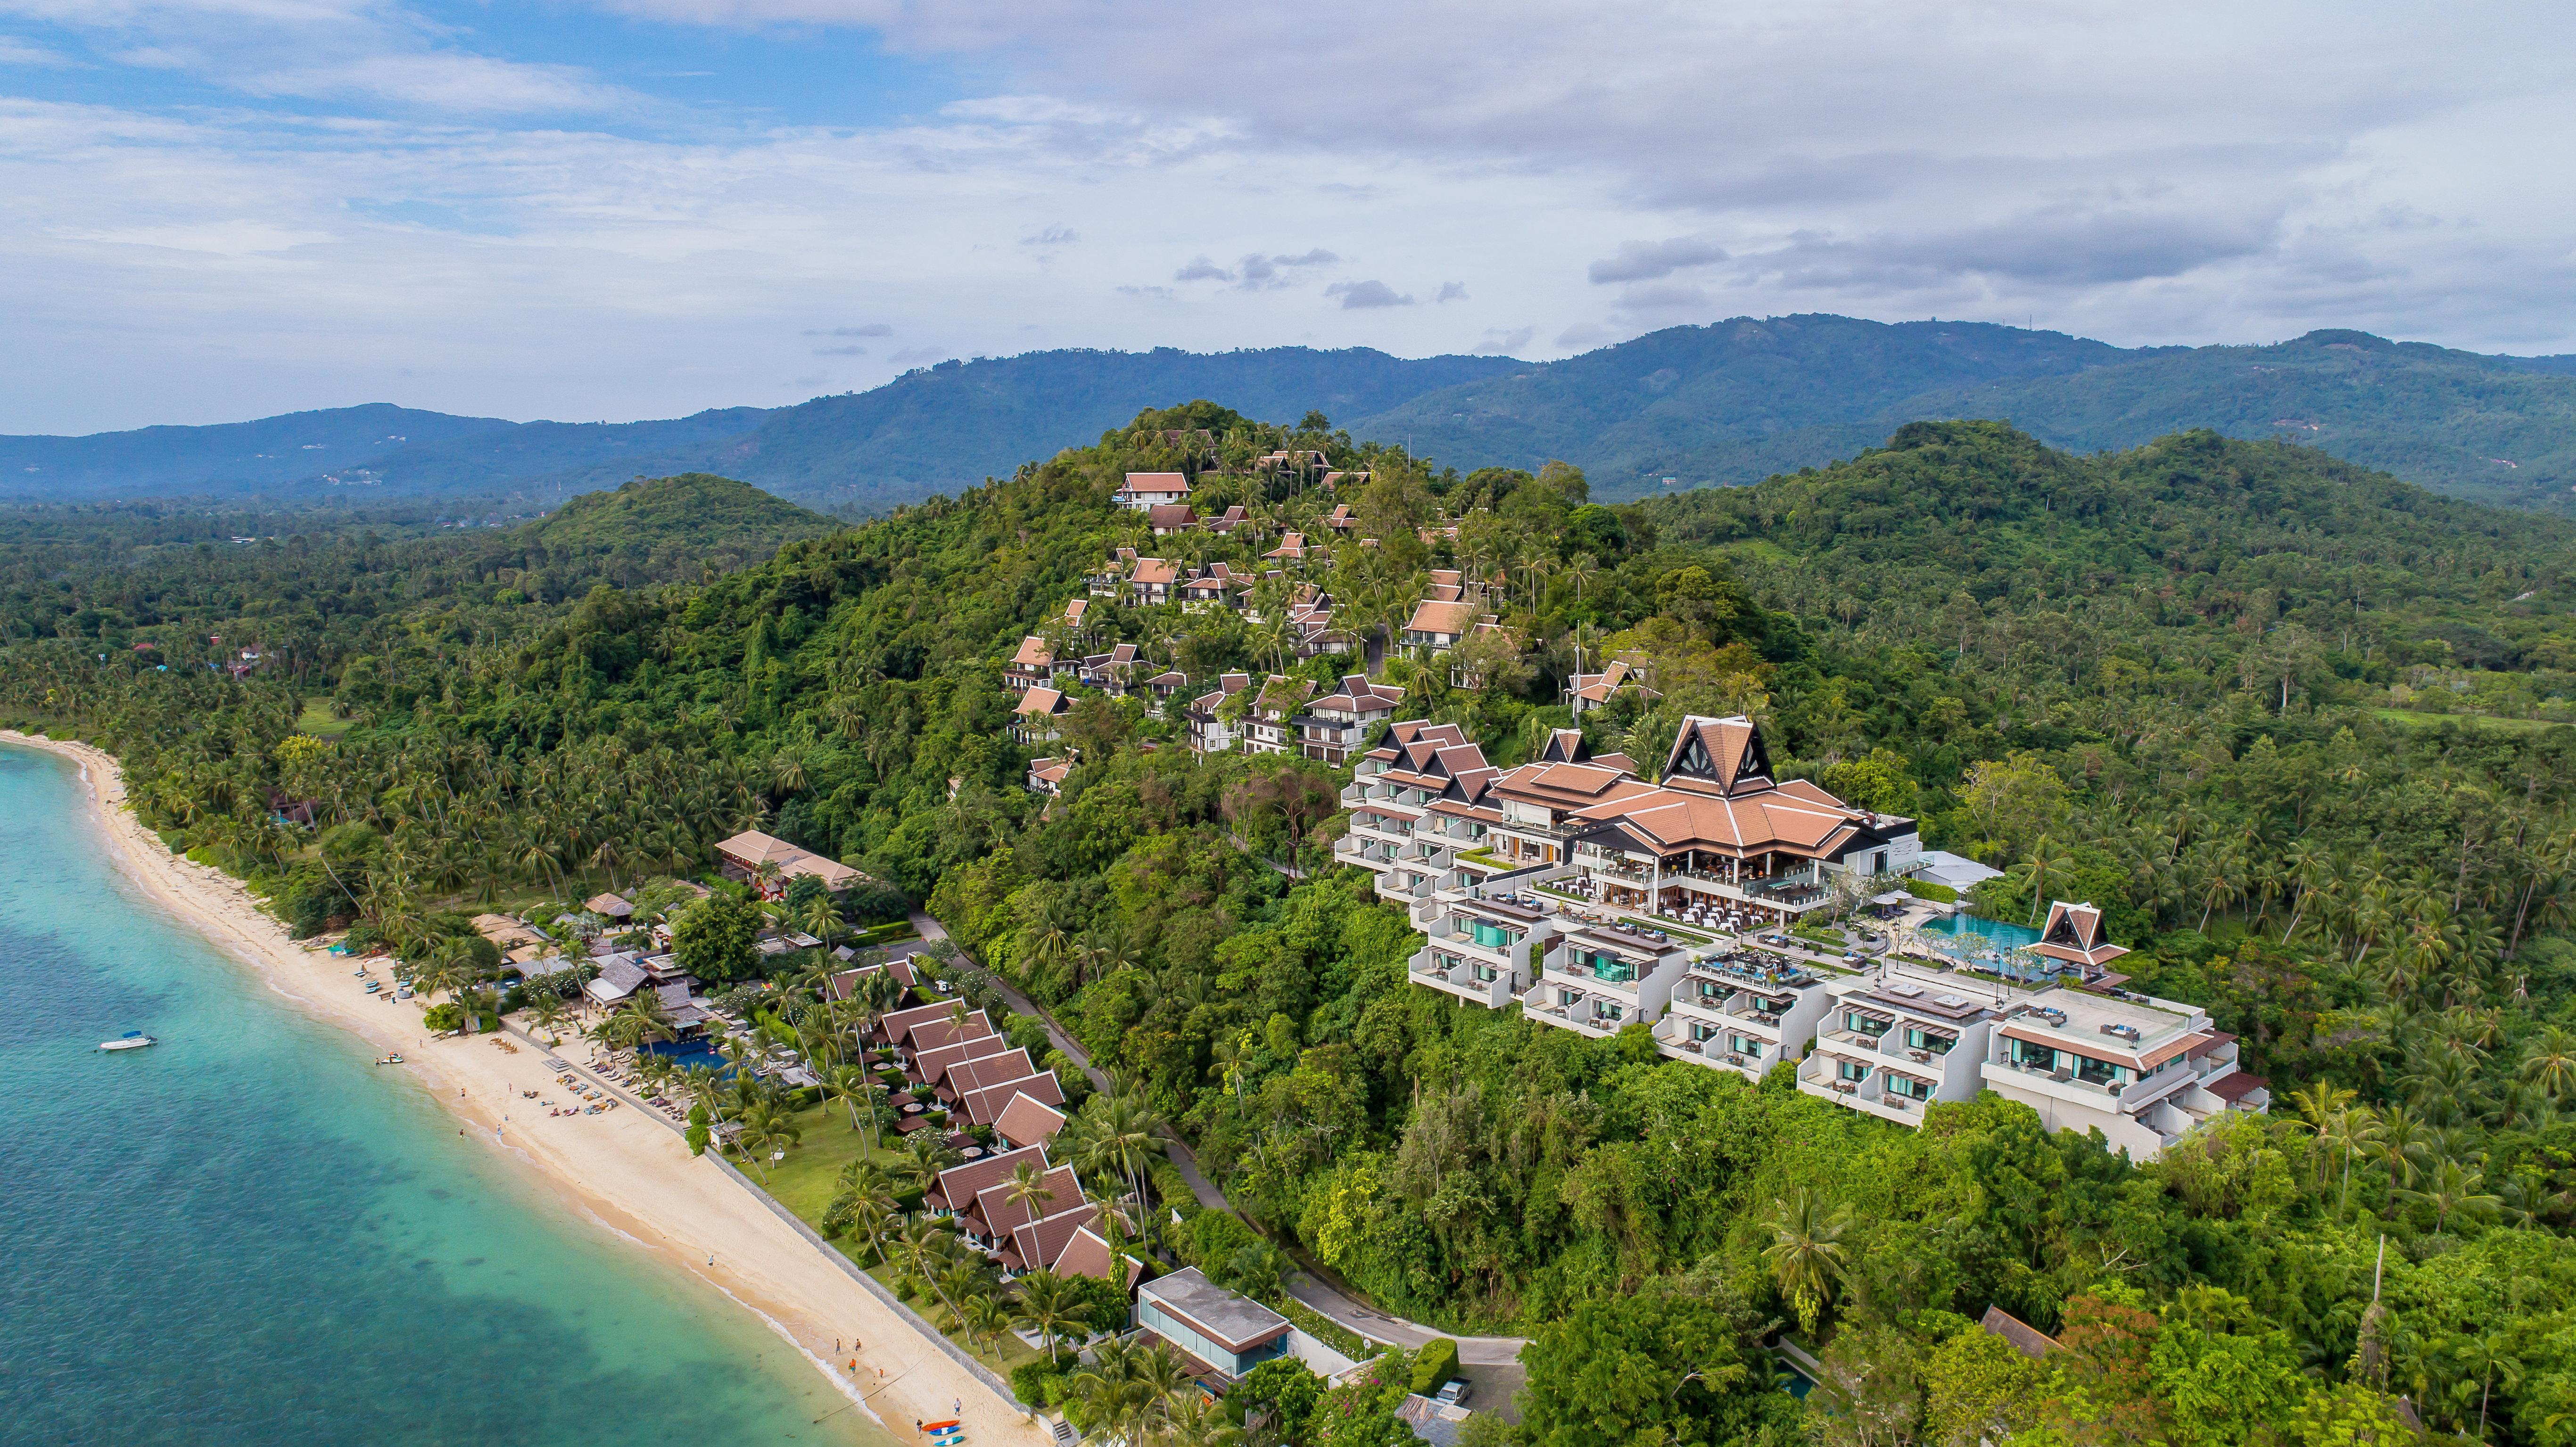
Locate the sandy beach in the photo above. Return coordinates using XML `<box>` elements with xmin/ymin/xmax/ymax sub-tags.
<box><xmin>5</xmin><ymin>731</ymin><xmax>1046</xmax><ymax>1447</ymax></box>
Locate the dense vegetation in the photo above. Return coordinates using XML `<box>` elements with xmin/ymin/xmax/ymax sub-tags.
<box><xmin>12</xmin><ymin>407</ymin><xmax>2576</xmax><ymax>1445</ymax></box>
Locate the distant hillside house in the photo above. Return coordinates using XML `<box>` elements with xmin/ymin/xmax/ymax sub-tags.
<box><xmin>1147</xmin><ymin>503</ymin><xmax>1199</xmax><ymax>536</ymax></box>
<box><xmin>714</xmin><ymin>830</ymin><xmax>861</xmax><ymax>895</ymax></box>
<box><xmin>1297</xmin><ymin>674</ymin><xmax>1405</xmax><ymax>765</ymax></box>
<box><xmin>1027</xmin><ymin>756</ymin><xmax>1073</xmax><ymax>797</ymax></box>
<box><xmin>1186</xmin><ymin>672</ymin><xmax>1255</xmax><ymax>756</ymax></box>
<box><xmin>1115</xmin><ymin>472</ymin><xmax>1192</xmax><ymax>510</ymax></box>
<box><xmin>1005</xmin><ymin>635</ymin><xmax>1065</xmax><ymax>693</ymax></box>
<box><xmin>1127</xmin><ymin>557</ymin><xmax>1179</xmax><ymax>607</ymax></box>
<box><xmin>1013</xmin><ymin>686</ymin><xmax>1072</xmax><ymax>744</ymax></box>
<box><xmin>1567</xmin><ymin>656</ymin><xmax>1660</xmax><ymax>715</ymax></box>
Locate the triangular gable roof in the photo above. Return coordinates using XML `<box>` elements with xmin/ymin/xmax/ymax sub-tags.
<box><xmin>904</xmin><ymin>1015</ymin><xmax>1000</xmax><ymax>1056</ymax></box>
<box><xmin>993</xmin><ymin>1092</ymin><xmax>1069</xmax><ymax>1150</ymax></box>
<box><xmin>941</xmin><ymin>1047</ymin><xmax>1038</xmax><ymax>1094</ymax></box>
<box><xmin>1539</xmin><ymin>728</ymin><xmax>1590</xmax><ymax>765</ymax></box>
<box><xmin>963</xmin><ymin>1069</ymin><xmax>1066</xmax><ymax>1126</ymax></box>
<box><xmin>884</xmin><ymin>1001</ymin><xmax>994</xmax><ymax>1049</ymax></box>
<box><xmin>1012</xmin><ymin>636</ymin><xmax>1053</xmax><ymax>667</ymax></box>
<box><xmin>1661</xmin><ymin>715</ymin><xmax>1773</xmax><ymax>797</ymax></box>
<box><xmin>1009</xmin><ymin>1201</ymin><xmax>1098</xmax><ymax>1274</ymax></box>
<box><xmin>1052</xmin><ymin>1225</ymin><xmax>1145</xmax><ymax>1290</ymax></box>
<box><xmin>1122</xmin><ymin>471</ymin><xmax>1190</xmax><ymax>494</ymax></box>
<box><xmin>1016</xmin><ymin>687</ymin><xmax>1070</xmax><ymax>717</ymax></box>
<box><xmin>969</xmin><ymin>1162</ymin><xmax>1084</xmax><ymax>1239</ymax></box>
<box><xmin>917</xmin><ymin>1035</ymin><xmax>1015</xmax><ymax>1085</ymax></box>
<box><xmin>928</xmin><ymin>1143</ymin><xmax>1049</xmax><ymax>1212</ymax></box>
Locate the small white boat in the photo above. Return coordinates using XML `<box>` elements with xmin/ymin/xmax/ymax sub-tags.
<box><xmin>376</xmin><ymin>1053</ymin><xmax>405</xmax><ymax>1066</ymax></box>
<box><xmin>99</xmin><ymin>1031</ymin><xmax>156</xmax><ymax>1052</ymax></box>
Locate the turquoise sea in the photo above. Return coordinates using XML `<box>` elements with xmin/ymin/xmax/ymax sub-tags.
<box><xmin>0</xmin><ymin>745</ymin><xmax>883</xmax><ymax>1447</ymax></box>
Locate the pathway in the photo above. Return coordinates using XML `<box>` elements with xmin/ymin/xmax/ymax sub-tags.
<box><xmin>911</xmin><ymin>910</ymin><xmax>1529</xmax><ymax>1363</ymax></box>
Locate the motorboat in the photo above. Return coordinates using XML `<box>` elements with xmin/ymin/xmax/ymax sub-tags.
<box><xmin>376</xmin><ymin>1053</ymin><xmax>405</xmax><ymax>1065</ymax></box>
<box><xmin>98</xmin><ymin>1031</ymin><xmax>156</xmax><ymax>1052</ymax></box>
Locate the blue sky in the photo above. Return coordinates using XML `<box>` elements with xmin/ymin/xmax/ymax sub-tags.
<box><xmin>2</xmin><ymin>0</ymin><xmax>2571</xmax><ymax>433</ymax></box>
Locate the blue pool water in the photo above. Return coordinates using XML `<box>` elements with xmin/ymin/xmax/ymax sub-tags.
<box><xmin>0</xmin><ymin>745</ymin><xmax>882</xmax><ymax>1447</ymax></box>
<box><xmin>1919</xmin><ymin>912</ymin><xmax>2045</xmax><ymax>950</ymax></box>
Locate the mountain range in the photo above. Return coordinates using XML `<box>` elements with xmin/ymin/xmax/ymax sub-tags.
<box><xmin>8</xmin><ymin>320</ymin><xmax>2574</xmax><ymax>513</ymax></box>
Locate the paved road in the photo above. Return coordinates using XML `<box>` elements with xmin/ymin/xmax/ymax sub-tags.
<box><xmin>911</xmin><ymin>910</ymin><xmax>1527</xmax><ymax>1361</ymax></box>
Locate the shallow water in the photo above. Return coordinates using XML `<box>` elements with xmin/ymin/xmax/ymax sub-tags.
<box><xmin>0</xmin><ymin>745</ymin><xmax>883</xmax><ymax>1447</ymax></box>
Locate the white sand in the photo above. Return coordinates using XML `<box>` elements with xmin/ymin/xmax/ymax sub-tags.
<box><xmin>8</xmin><ymin>732</ymin><xmax>1045</xmax><ymax>1447</ymax></box>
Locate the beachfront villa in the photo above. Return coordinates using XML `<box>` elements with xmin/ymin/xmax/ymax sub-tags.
<box><xmin>1134</xmin><ymin>1267</ymin><xmax>1294</xmax><ymax>1383</ymax></box>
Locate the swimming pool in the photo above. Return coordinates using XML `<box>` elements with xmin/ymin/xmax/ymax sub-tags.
<box><xmin>1919</xmin><ymin>912</ymin><xmax>2044</xmax><ymax>950</ymax></box>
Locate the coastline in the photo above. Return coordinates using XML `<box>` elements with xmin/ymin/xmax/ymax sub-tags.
<box><xmin>3</xmin><ymin>731</ymin><xmax>1042</xmax><ymax>1447</ymax></box>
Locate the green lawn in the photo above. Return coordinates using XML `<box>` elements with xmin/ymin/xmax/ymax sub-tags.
<box><xmin>2371</xmin><ymin>707</ymin><xmax>2563</xmax><ymax>735</ymax></box>
<box><xmin>295</xmin><ymin>699</ymin><xmax>353</xmax><ymax>740</ymax></box>
<box><xmin>752</xmin><ymin>1105</ymin><xmax>1040</xmax><ymax>1375</ymax></box>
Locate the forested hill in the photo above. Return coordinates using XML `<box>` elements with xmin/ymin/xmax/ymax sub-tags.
<box><xmin>16</xmin><ymin>412</ymin><xmax>2576</xmax><ymax>1447</ymax></box>
<box><xmin>1355</xmin><ymin>319</ymin><xmax>2576</xmax><ymax>509</ymax></box>
<box><xmin>0</xmin><ymin>346</ymin><xmax>1516</xmax><ymax>511</ymax></box>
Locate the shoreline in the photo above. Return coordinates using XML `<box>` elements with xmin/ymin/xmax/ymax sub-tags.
<box><xmin>4</xmin><ymin>732</ymin><xmax>1042</xmax><ymax>1447</ymax></box>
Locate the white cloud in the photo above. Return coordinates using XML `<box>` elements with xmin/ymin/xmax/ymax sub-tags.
<box><xmin>5</xmin><ymin>0</ymin><xmax>2576</xmax><ymax>430</ymax></box>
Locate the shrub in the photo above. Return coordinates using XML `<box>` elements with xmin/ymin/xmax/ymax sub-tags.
<box><xmin>1906</xmin><ymin>878</ymin><xmax>1959</xmax><ymax>904</ymax></box>
<box><xmin>421</xmin><ymin>1002</ymin><xmax>465</xmax><ymax>1033</ymax></box>
<box><xmin>1149</xmin><ymin>1159</ymin><xmax>1201</xmax><ymax>1217</ymax></box>
<box><xmin>1010</xmin><ymin>1358</ymin><xmax>1068</xmax><ymax>1409</ymax></box>
<box><xmin>1410</xmin><ymin>1338</ymin><xmax>1460</xmax><ymax>1394</ymax></box>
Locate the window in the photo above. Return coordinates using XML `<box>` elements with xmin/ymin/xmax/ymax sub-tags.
<box><xmin>2075</xmin><ymin>1055</ymin><xmax>2125</xmax><ymax>1087</ymax></box>
<box><xmin>1904</xmin><ymin>1027</ymin><xmax>1957</xmax><ymax>1055</ymax></box>
<box><xmin>1473</xmin><ymin>922</ymin><xmax>1511</xmax><ymax>948</ymax></box>
<box><xmin>1886</xmin><ymin>1075</ymin><xmax>1932</xmax><ymax>1102</ymax></box>
<box><xmin>1730</xmin><ymin>1035</ymin><xmax>1764</xmax><ymax>1059</ymax></box>
<box><xmin>1837</xmin><ymin>1060</ymin><xmax>1871</xmax><ymax>1084</ymax></box>
<box><xmin>1845</xmin><ymin>1011</ymin><xmax>1892</xmax><ymax>1037</ymax></box>
<box><xmin>1690</xmin><ymin>1022</ymin><xmax>1717</xmax><ymax>1042</ymax></box>
<box><xmin>2010</xmin><ymin>1039</ymin><xmax>2058</xmax><ymax>1071</ymax></box>
<box><xmin>1599</xmin><ymin>1003</ymin><xmax>1623</xmax><ymax>1021</ymax></box>
<box><xmin>1471</xmin><ymin>963</ymin><xmax>1497</xmax><ymax>983</ymax></box>
<box><xmin>1560</xmin><ymin>989</ymin><xmax>1580</xmax><ymax>1007</ymax></box>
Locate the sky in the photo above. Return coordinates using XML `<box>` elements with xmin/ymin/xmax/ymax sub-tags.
<box><xmin>2</xmin><ymin>0</ymin><xmax>2572</xmax><ymax>435</ymax></box>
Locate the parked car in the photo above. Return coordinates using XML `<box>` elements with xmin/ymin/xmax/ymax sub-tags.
<box><xmin>1434</xmin><ymin>1380</ymin><xmax>1469</xmax><ymax>1407</ymax></box>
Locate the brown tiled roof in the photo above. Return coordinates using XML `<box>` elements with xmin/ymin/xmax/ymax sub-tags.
<box><xmin>994</xmin><ymin>1092</ymin><xmax>1068</xmax><ymax>1149</ymax></box>
<box><xmin>928</xmin><ymin>1143</ymin><xmax>1049</xmax><ymax>1211</ymax></box>
<box><xmin>1123</xmin><ymin>471</ymin><xmax>1190</xmax><ymax>494</ymax></box>
<box><xmin>968</xmin><ymin>1162</ymin><xmax>1082</xmax><ymax>1238</ymax></box>
<box><xmin>1016</xmin><ymin>687</ymin><xmax>1069</xmax><ymax>717</ymax></box>
<box><xmin>964</xmin><ymin>1069</ymin><xmax>1065</xmax><ymax>1125</ymax></box>
<box><xmin>1406</xmin><ymin>599</ymin><xmax>1476</xmax><ymax>636</ymax></box>
<box><xmin>1981</xmin><ymin>1306</ymin><xmax>2058</xmax><ymax>1358</ymax></box>
<box><xmin>914</xmin><ymin>1034</ymin><xmax>1012</xmax><ymax>1085</ymax></box>
<box><xmin>1148</xmin><ymin>504</ymin><xmax>1198</xmax><ymax>530</ymax></box>
<box><xmin>1008</xmin><ymin>1202</ymin><xmax>1098</xmax><ymax>1273</ymax></box>
<box><xmin>882</xmin><ymin>1002</ymin><xmax>984</xmax><ymax>1047</ymax></box>
<box><xmin>1052</xmin><ymin>1226</ymin><xmax>1144</xmax><ymax>1289</ymax></box>
<box><xmin>2207</xmin><ymin>1071</ymin><xmax>2268</xmax><ymax>1103</ymax></box>
<box><xmin>1577</xmin><ymin>784</ymin><xmax>1859</xmax><ymax>856</ymax></box>
<box><xmin>1131</xmin><ymin>558</ymin><xmax>1178</xmax><ymax>585</ymax></box>
<box><xmin>1012</xmin><ymin>635</ymin><xmax>1052</xmax><ymax>667</ymax></box>
<box><xmin>941</xmin><ymin>1047</ymin><xmax>1037</xmax><ymax>1094</ymax></box>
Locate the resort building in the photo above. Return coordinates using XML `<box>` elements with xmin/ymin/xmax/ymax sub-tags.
<box><xmin>1409</xmin><ymin>892</ymin><xmax>1557</xmax><ymax>1008</ymax></box>
<box><xmin>1114</xmin><ymin>472</ymin><xmax>1192</xmax><ymax>510</ymax></box>
<box><xmin>1013</xmin><ymin>686</ymin><xmax>1072</xmax><ymax>744</ymax></box>
<box><xmin>1797</xmin><ymin>964</ymin><xmax>2009</xmax><ymax>1124</ymax></box>
<box><xmin>993</xmin><ymin>1093</ymin><xmax>1068</xmax><ymax>1151</ymax></box>
<box><xmin>1006</xmin><ymin>635</ymin><xmax>1069</xmax><ymax>693</ymax></box>
<box><xmin>1566</xmin><ymin>657</ymin><xmax>1659</xmax><ymax>715</ymax></box>
<box><xmin>1978</xmin><ymin>979</ymin><xmax>2267</xmax><ymax>1157</ymax></box>
<box><xmin>713</xmin><ymin>830</ymin><xmax>863</xmax><ymax>894</ymax></box>
<box><xmin>1334</xmin><ymin>720</ymin><xmax>1499</xmax><ymax>911</ymax></box>
<box><xmin>1518</xmin><ymin>916</ymin><xmax>1692</xmax><ymax>1038</ymax></box>
<box><xmin>1127</xmin><ymin>558</ymin><xmax>1179</xmax><ymax>608</ymax></box>
<box><xmin>1134</xmin><ymin>1268</ymin><xmax>1294</xmax><ymax>1384</ymax></box>
<box><xmin>1242</xmin><ymin>675</ymin><xmax>1315</xmax><ymax>756</ymax></box>
<box><xmin>1294</xmin><ymin>674</ymin><xmax>1404</xmax><ymax>765</ymax></box>
<box><xmin>1185</xmin><ymin>672</ymin><xmax>1254</xmax><ymax>756</ymax></box>
<box><xmin>1077</xmin><ymin>642</ymin><xmax>1143</xmax><ymax>695</ymax></box>
<box><xmin>1655</xmin><ymin>951</ymin><xmax>1835</xmax><ymax>1081</ymax></box>
<box><xmin>1148</xmin><ymin>504</ymin><xmax>1198</xmax><ymax>536</ymax></box>
<box><xmin>1027</xmin><ymin>756</ymin><xmax>1073</xmax><ymax>797</ymax></box>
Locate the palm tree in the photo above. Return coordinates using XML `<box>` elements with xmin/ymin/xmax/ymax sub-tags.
<box><xmin>734</xmin><ymin>1099</ymin><xmax>802</xmax><ymax>1181</ymax></box>
<box><xmin>1760</xmin><ymin>1187</ymin><xmax>1851</xmax><ymax>1333</ymax></box>
<box><xmin>593</xmin><ymin>989</ymin><xmax>675</xmax><ymax>1051</ymax></box>
<box><xmin>960</xmin><ymin>1293</ymin><xmax>1015</xmax><ymax>1359</ymax></box>
<box><xmin>2522</xmin><ymin>1026</ymin><xmax>2576</xmax><ymax>1098</ymax></box>
<box><xmin>2400</xmin><ymin>1158</ymin><xmax>2502</xmax><ymax>1235</ymax></box>
<box><xmin>2013</xmin><ymin>834</ymin><xmax>2072</xmax><ymax>926</ymax></box>
<box><xmin>1005</xmin><ymin>1159</ymin><xmax>1058</xmax><ymax>1222</ymax></box>
<box><xmin>801</xmin><ymin>890</ymin><xmax>845</xmax><ymax>950</ymax></box>
<box><xmin>901</xmin><ymin>1130</ymin><xmax>962</xmax><ymax>1199</ymax></box>
<box><xmin>1014</xmin><ymin>1269</ymin><xmax>1084</xmax><ymax>1364</ymax></box>
<box><xmin>822</xmin><ymin>1062</ymin><xmax>876</xmax><ymax>1134</ymax></box>
<box><xmin>2320</xmin><ymin>1105</ymin><xmax>2384</xmax><ymax>1220</ymax></box>
<box><xmin>528</xmin><ymin>992</ymin><xmax>570</xmax><ymax>1045</ymax></box>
